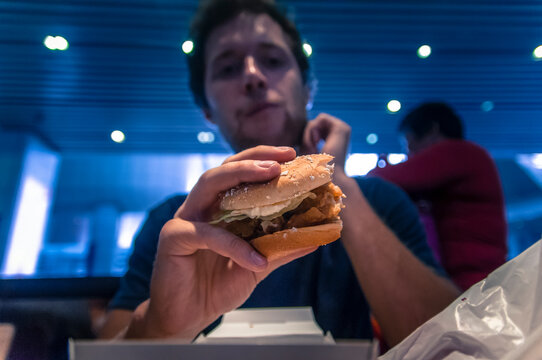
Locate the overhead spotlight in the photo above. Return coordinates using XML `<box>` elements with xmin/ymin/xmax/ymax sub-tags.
<box><xmin>197</xmin><ymin>131</ymin><xmax>215</xmax><ymax>144</ymax></box>
<box><xmin>111</xmin><ymin>130</ymin><xmax>125</xmax><ymax>143</ymax></box>
<box><xmin>182</xmin><ymin>40</ymin><xmax>194</xmax><ymax>54</ymax></box>
<box><xmin>387</xmin><ymin>100</ymin><xmax>401</xmax><ymax>113</ymax></box>
<box><xmin>533</xmin><ymin>45</ymin><xmax>542</xmax><ymax>59</ymax></box>
<box><xmin>481</xmin><ymin>101</ymin><xmax>494</xmax><ymax>112</ymax></box>
<box><xmin>366</xmin><ymin>133</ymin><xmax>378</xmax><ymax>145</ymax></box>
<box><xmin>44</xmin><ymin>36</ymin><xmax>56</xmax><ymax>50</ymax></box>
<box><xmin>302</xmin><ymin>42</ymin><xmax>313</xmax><ymax>57</ymax></box>
<box><xmin>44</xmin><ymin>35</ymin><xmax>69</xmax><ymax>51</ymax></box>
<box><xmin>417</xmin><ymin>45</ymin><xmax>431</xmax><ymax>59</ymax></box>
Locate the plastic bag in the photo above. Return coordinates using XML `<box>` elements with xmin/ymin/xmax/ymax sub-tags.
<box><xmin>381</xmin><ymin>239</ymin><xmax>542</xmax><ymax>360</ymax></box>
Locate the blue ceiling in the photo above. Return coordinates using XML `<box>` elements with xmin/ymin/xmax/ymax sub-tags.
<box><xmin>1</xmin><ymin>0</ymin><xmax>542</xmax><ymax>155</ymax></box>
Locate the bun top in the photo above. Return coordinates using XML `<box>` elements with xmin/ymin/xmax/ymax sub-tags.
<box><xmin>220</xmin><ymin>154</ymin><xmax>334</xmax><ymax>211</ymax></box>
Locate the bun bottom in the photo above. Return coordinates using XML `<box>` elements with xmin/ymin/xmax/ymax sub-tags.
<box><xmin>250</xmin><ymin>220</ymin><xmax>342</xmax><ymax>260</ymax></box>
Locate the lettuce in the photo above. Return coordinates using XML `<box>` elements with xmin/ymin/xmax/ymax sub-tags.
<box><xmin>209</xmin><ymin>192</ymin><xmax>316</xmax><ymax>224</ymax></box>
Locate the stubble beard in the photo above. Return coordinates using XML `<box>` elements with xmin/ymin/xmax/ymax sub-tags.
<box><xmin>229</xmin><ymin>112</ymin><xmax>307</xmax><ymax>153</ymax></box>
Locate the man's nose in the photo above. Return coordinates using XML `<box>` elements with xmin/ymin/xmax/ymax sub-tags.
<box><xmin>243</xmin><ymin>57</ymin><xmax>267</xmax><ymax>93</ymax></box>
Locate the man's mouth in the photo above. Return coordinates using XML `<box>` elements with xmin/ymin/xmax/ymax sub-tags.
<box><xmin>245</xmin><ymin>103</ymin><xmax>279</xmax><ymax>117</ymax></box>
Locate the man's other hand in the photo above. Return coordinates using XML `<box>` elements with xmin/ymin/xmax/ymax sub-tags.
<box><xmin>301</xmin><ymin>113</ymin><xmax>351</xmax><ymax>172</ymax></box>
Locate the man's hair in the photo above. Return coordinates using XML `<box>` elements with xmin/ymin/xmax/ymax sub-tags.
<box><xmin>399</xmin><ymin>102</ymin><xmax>464</xmax><ymax>139</ymax></box>
<box><xmin>187</xmin><ymin>0</ymin><xmax>311</xmax><ymax>109</ymax></box>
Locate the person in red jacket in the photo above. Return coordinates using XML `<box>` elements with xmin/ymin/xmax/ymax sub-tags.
<box><xmin>369</xmin><ymin>102</ymin><xmax>507</xmax><ymax>290</ymax></box>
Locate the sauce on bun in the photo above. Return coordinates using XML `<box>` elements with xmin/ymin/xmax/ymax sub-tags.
<box><xmin>211</xmin><ymin>154</ymin><xmax>345</xmax><ymax>260</ymax></box>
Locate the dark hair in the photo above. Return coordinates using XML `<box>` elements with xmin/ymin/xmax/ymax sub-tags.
<box><xmin>399</xmin><ymin>102</ymin><xmax>464</xmax><ymax>139</ymax></box>
<box><xmin>187</xmin><ymin>0</ymin><xmax>311</xmax><ymax>109</ymax></box>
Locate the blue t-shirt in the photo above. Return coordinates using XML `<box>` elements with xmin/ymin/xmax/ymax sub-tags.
<box><xmin>110</xmin><ymin>177</ymin><xmax>442</xmax><ymax>339</ymax></box>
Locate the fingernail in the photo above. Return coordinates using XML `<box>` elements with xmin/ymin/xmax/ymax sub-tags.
<box><xmin>277</xmin><ymin>146</ymin><xmax>291</xmax><ymax>151</ymax></box>
<box><xmin>251</xmin><ymin>251</ymin><xmax>267</xmax><ymax>267</ymax></box>
<box><xmin>255</xmin><ymin>160</ymin><xmax>277</xmax><ymax>169</ymax></box>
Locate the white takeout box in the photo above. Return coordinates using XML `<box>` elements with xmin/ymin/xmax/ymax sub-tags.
<box><xmin>70</xmin><ymin>307</ymin><xmax>378</xmax><ymax>360</ymax></box>
<box><xmin>194</xmin><ymin>307</ymin><xmax>335</xmax><ymax>344</ymax></box>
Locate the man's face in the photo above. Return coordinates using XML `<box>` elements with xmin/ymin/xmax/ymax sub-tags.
<box><xmin>203</xmin><ymin>13</ymin><xmax>309</xmax><ymax>152</ymax></box>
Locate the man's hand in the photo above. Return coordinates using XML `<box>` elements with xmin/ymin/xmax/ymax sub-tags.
<box><xmin>301</xmin><ymin>113</ymin><xmax>351</xmax><ymax>172</ymax></box>
<box><xmin>124</xmin><ymin>146</ymin><xmax>315</xmax><ymax>340</ymax></box>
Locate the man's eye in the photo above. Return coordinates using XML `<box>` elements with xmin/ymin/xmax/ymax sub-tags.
<box><xmin>218</xmin><ymin>65</ymin><xmax>235</xmax><ymax>76</ymax></box>
<box><xmin>265</xmin><ymin>56</ymin><xmax>284</xmax><ymax>68</ymax></box>
<box><xmin>215</xmin><ymin>63</ymin><xmax>239</xmax><ymax>78</ymax></box>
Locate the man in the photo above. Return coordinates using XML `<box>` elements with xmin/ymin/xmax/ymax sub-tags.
<box><xmin>99</xmin><ymin>0</ymin><xmax>459</xmax><ymax>346</ymax></box>
<box><xmin>369</xmin><ymin>102</ymin><xmax>507</xmax><ymax>290</ymax></box>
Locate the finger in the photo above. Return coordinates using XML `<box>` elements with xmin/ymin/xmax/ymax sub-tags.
<box><xmin>159</xmin><ymin>219</ymin><xmax>268</xmax><ymax>272</ymax></box>
<box><xmin>201</xmin><ymin>160</ymin><xmax>282</xmax><ymax>193</ymax></box>
<box><xmin>254</xmin><ymin>246</ymin><xmax>318</xmax><ymax>282</ymax></box>
<box><xmin>301</xmin><ymin>121</ymin><xmax>320</xmax><ymax>154</ymax></box>
<box><xmin>223</xmin><ymin>145</ymin><xmax>296</xmax><ymax>164</ymax></box>
<box><xmin>303</xmin><ymin>114</ymin><xmax>335</xmax><ymax>152</ymax></box>
<box><xmin>180</xmin><ymin>159</ymin><xmax>282</xmax><ymax>219</ymax></box>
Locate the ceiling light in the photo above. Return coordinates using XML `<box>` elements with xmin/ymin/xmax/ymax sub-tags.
<box><xmin>417</xmin><ymin>45</ymin><xmax>431</xmax><ymax>58</ymax></box>
<box><xmin>44</xmin><ymin>35</ymin><xmax>69</xmax><ymax>51</ymax></box>
<box><xmin>366</xmin><ymin>133</ymin><xmax>378</xmax><ymax>145</ymax></box>
<box><xmin>44</xmin><ymin>36</ymin><xmax>55</xmax><ymax>50</ymax></box>
<box><xmin>111</xmin><ymin>130</ymin><xmax>125</xmax><ymax>143</ymax></box>
<box><xmin>302</xmin><ymin>42</ymin><xmax>313</xmax><ymax>57</ymax></box>
<box><xmin>533</xmin><ymin>45</ymin><xmax>542</xmax><ymax>59</ymax></box>
<box><xmin>197</xmin><ymin>131</ymin><xmax>215</xmax><ymax>144</ymax></box>
<box><xmin>182</xmin><ymin>40</ymin><xmax>194</xmax><ymax>54</ymax></box>
<box><xmin>387</xmin><ymin>100</ymin><xmax>401</xmax><ymax>113</ymax></box>
<box><xmin>481</xmin><ymin>101</ymin><xmax>494</xmax><ymax>112</ymax></box>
